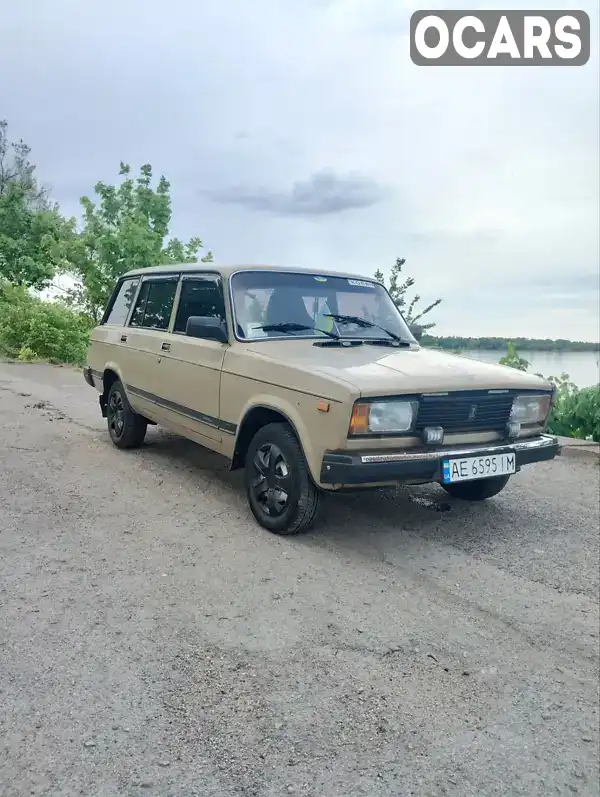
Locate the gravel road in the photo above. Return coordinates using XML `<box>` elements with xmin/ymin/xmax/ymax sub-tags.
<box><xmin>1</xmin><ymin>362</ymin><xmax>598</xmax><ymax>797</ymax></box>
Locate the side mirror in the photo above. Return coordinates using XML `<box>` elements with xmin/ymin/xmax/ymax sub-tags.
<box><xmin>185</xmin><ymin>316</ymin><xmax>228</xmax><ymax>343</ymax></box>
<box><xmin>409</xmin><ymin>324</ymin><xmax>423</xmax><ymax>342</ymax></box>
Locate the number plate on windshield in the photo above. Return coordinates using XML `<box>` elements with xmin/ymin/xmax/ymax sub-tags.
<box><xmin>442</xmin><ymin>453</ymin><xmax>516</xmax><ymax>484</ymax></box>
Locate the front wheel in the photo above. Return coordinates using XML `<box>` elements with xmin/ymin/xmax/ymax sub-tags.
<box><xmin>245</xmin><ymin>422</ymin><xmax>322</xmax><ymax>534</ymax></box>
<box><xmin>106</xmin><ymin>380</ymin><xmax>147</xmax><ymax>449</ymax></box>
<box><xmin>441</xmin><ymin>474</ymin><xmax>511</xmax><ymax>501</ymax></box>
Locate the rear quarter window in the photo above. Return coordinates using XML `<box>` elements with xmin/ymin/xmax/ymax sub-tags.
<box><xmin>104</xmin><ymin>278</ymin><xmax>140</xmax><ymax>325</ymax></box>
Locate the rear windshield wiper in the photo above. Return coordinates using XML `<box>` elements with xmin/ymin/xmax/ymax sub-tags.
<box><xmin>323</xmin><ymin>314</ymin><xmax>411</xmax><ymax>346</ymax></box>
<box><xmin>253</xmin><ymin>322</ymin><xmax>340</xmax><ymax>340</ymax></box>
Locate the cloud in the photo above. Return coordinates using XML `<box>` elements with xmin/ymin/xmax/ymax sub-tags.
<box><xmin>406</xmin><ymin>229</ymin><xmax>500</xmax><ymax>244</ymax></box>
<box><xmin>532</xmin><ymin>273</ymin><xmax>600</xmax><ymax>294</ymax></box>
<box><xmin>205</xmin><ymin>171</ymin><xmax>389</xmax><ymax>217</ymax></box>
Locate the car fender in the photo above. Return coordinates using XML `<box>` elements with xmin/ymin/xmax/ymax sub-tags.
<box><xmin>235</xmin><ymin>394</ymin><xmax>321</xmax><ymax>483</ymax></box>
<box><xmin>101</xmin><ymin>361</ymin><xmax>127</xmax><ymax>392</ymax></box>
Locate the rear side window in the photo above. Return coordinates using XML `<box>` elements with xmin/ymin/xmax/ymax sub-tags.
<box><xmin>129</xmin><ymin>279</ymin><xmax>178</xmax><ymax>330</ymax></box>
<box><xmin>174</xmin><ymin>277</ymin><xmax>226</xmax><ymax>333</ymax></box>
<box><xmin>104</xmin><ymin>278</ymin><xmax>140</xmax><ymax>325</ymax></box>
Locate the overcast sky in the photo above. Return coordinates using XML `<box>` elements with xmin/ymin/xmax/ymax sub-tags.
<box><xmin>2</xmin><ymin>0</ymin><xmax>598</xmax><ymax>340</ymax></box>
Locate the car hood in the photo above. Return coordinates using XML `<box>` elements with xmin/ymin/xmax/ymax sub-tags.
<box><xmin>242</xmin><ymin>340</ymin><xmax>552</xmax><ymax>396</ymax></box>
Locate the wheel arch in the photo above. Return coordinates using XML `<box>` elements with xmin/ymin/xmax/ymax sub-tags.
<box><xmin>99</xmin><ymin>364</ymin><xmax>126</xmax><ymax>417</ymax></box>
<box><xmin>231</xmin><ymin>402</ymin><xmax>311</xmax><ymax>476</ymax></box>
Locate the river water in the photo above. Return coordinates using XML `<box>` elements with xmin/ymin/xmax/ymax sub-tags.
<box><xmin>459</xmin><ymin>349</ymin><xmax>600</xmax><ymax>388</ymax></box>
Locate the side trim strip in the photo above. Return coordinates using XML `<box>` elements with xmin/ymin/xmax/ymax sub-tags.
<box><xmin>125</xmin><ymin>383</ymin><xmax>237</xmax><ymax>435</ymax></box>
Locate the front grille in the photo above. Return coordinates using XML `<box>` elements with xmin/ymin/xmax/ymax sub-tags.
<box><xmin>415</xmin><ymin>392</ymin><xmax>515</xmax><ymax>433</ymax></box>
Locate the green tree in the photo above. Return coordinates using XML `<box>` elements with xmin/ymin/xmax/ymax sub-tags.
<box><xmin>374</xmin><ymin>257</ymin><xmax>442</xmax><ymax>332</ymax></box>
<box><xmin>64</xmin><ymin>162</ymin><xmax>212</xmax><ymax>320</ymax></box>
<box><xmin>0</xmin><ymin>120</ymin><xmax>71</xmax><ymax>288</ymax></box>
<box><xmin>0</xmin><ymin>119</ymin><xmax>48</xmax><ymax>207</ymax></box>
<box><xmin>0</xmin><ymin>187</ymin><xmax>72</xmax><ymax>288</ymax></box>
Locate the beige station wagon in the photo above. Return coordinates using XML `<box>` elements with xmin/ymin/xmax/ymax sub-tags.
<box><xmin>84</xmin><ymin>264</ymin><xmax>560</xmax><ymax>534</ymax></box>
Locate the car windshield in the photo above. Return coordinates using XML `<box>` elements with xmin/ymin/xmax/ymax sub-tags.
<box><xmin>230</xmin><ymin>270</ymin><xmax>415</xmax><ymax>342</ymax></box>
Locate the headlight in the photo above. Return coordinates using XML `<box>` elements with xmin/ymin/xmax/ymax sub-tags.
<box><xmin>349</xmin><ymin>400</ymin><xmax>418</xmax><ymax>435</ymax></box>
<box><xmin>510</xmin><ymin>394</ymin><xmax>552</xmax><ymax>424</ymax></box>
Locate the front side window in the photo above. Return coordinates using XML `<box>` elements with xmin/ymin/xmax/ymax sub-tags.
<box><xmin>230</xmin><ymin>270</ymin><xmax>414</xmax><ymax>341</ymax></box>
<box><xmin>104</xmin><ymin>277</ymin><xmax>140</xmax><ymax>325</ymax></box>
<box><xmin>174</xmin><ymin>277</ymin><xmax>226</xmax><ymax>333</ymax></box>
<box><xmin>129</xmin><ymin>279</ymin><xmax>178</xmax><ymax>330</ymax></box>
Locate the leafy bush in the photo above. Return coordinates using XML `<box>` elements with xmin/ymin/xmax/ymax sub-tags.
<box><xmin>17</xmin><ymin>346</ymin><xmax>36</xmax><ymax>362</ymax></box>
<box><xmin>499</xmin><ymin>342</ymin><xmax>530</xmax><ymax>372</ymax></box>
<box><xmin>543</xmin><ymin>373</ymin><xmax>600</xmax><ymax>442</ymax></box>
<box><xmin>0</xmin><ymin>283</ymin><xmax>93</xmax><ymax>365</ymax></box>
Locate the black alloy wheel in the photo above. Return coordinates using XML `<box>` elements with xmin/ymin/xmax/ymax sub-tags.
<box><xmin>108</xmin><ymin>387</ymin><xmax>125</xmax><ymax>440</ymax></box>
<box><xmin>106</xmin><ymin>380</ymin><xmax>147</xmax><ymax>449</ymax></box>
<box><xmin>251</xmin><ymin>442</ymin><xmax>292</xmax><ymax>519</ymax></box>
<box><xmin>245</xmin><ymin>422</ymin><xmax>322</xmax><ymax>534</ymax></box>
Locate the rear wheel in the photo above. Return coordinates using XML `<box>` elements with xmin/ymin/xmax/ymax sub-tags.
<box><xmin>106</xmin><ymin>380</ymin><xmax>147</xmax><ymax>449</ymax></box>
<box><xmin>245</xmin><ymin>422</ymin><xmax>322</xmax><ymax>534</ymax></box>
<box><xmin>441</xmin><ymin>474</ymin><xmax>510</xmax><ymax>501</ymax></box>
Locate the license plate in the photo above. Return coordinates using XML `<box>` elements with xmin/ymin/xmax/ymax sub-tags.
<box><xmin>442</xmin><ymin>453</ymin><xmax>516</xmax><ymax>484</ymax></box>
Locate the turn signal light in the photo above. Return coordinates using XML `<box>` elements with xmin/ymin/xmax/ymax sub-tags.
<box><xmin>349</xmin><ymin>403</ymin><xmax>370</xmax><ymax>435</ymax></box>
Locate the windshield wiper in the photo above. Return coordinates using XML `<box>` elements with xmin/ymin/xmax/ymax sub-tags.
<box><xmin>364</xmin><ymin>338</ymin><xmax>412</xmax><ymax>347</ymax></box>
<box><xmin>253</xmin><ymin>322</ymin><xmax>340</xmax><ymax>340</ymax></box>
<box><xmin>323</xmin><ymin>314</ymin><xmax>411</xmax><ymax>346</ymax></box>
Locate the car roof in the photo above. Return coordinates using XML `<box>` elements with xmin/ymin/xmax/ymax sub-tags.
<box><xmin>121</xmin><ymin>263</ymin><xmax>379</xmax><ymax>282</ymax></box>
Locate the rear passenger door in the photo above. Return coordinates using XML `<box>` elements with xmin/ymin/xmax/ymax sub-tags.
<box><xmin>90</xmin><ymin>276</ymin><xmax>141</xmax><ymax>381</ymax></box>
<box><xmin>123</xmin><ymin>274</ymin><xmax>180</xmax><ymax>412</ymax></box>
<box><xmin>155</xmin><ymin>274</ymin><xmax>229</xmax><ymax>443</ymax></box>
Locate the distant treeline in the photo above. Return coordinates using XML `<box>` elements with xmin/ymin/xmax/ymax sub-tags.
<box><xmin>421</xmin><ymin>335</ymin><xmax>599</xmax><ymax>353</ymax></box>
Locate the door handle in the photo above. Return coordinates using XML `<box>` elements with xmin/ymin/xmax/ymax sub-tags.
<box><xmin>161</xmin><ymin>341</ymin><xmax>171</xmax><ymax>352</ymax></box>
<box><xmin>120</xmin><ymin>334</ymin><xmax>127</xmax><ymax>343</ymax></box>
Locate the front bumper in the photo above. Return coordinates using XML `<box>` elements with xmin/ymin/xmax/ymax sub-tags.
<box><xmin>320</xmin><ymin>434</ymin><xmax>560</xmax><ymax>486</ymax></box>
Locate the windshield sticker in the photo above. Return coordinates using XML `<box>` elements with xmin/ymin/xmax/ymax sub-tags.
<box><xmin>347</xmin><ymin>279</ymin><xmax>373</xmax><ymax>288</ymax></box>
<box><xmin>314</xmin><ymin>276</ymin><xmax>328</xmax><ymax>283</ymax></box>
<box><xmin>316</xmin><ymin>299</ymin><xmax>335</xmax><ymax>333</ymax></box>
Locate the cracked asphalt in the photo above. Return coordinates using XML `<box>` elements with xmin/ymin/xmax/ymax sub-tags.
<box><xmin>1</xmin><ymin>362</ymin><xmax>599</xmax><ymax>797</ymax></box>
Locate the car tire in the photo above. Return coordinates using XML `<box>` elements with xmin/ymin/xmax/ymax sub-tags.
<box><xmin>106</xmin><ymin>380</ymin><xmax>147</xmax><ymax>449</ymax></box>
<box><xmin>245</xmin><ymin>422</ymin><xmax>322</xmax><ymax>534</ymax></box>
<box><xmin>441</xmin><ymin>474</ymin><xmax>511</xmax><ymax>501</ymax></box>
